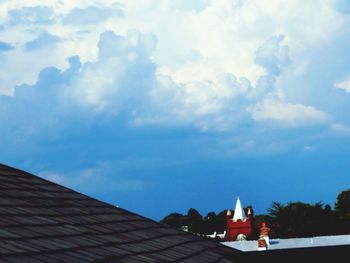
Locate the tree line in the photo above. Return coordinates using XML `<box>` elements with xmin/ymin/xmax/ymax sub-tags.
<box><xmin>160</xmin><ymin>189</ymin><xmax>350</xmax><ymax>239</ymax></box>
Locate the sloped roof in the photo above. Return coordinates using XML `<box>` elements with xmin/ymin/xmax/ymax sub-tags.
<box><xmin>0</xmin><ymin>164</ymin><xmax>239</xmax><ymax>262</ymax></box>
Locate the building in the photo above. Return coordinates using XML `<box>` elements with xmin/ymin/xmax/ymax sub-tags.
<box><xmin>226</xmin><ymin>197</ymin><xmax>252</xmax><ymax>241</ymax></box>
<box><xmin>222</xmin><ymin>234</ymin><xmax>350</xmax><ymax>262</ymax></box>
<box><xmin>222</xmin><ymin>199</ymin><xmax>350</xmax><ymax>262</ymax></box>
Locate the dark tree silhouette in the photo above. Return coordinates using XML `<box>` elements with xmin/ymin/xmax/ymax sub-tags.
<box><xmin>215</xmin><ymin>210</ymin><xmax>228</xmax><ymax>233</ymax></box>
<box><xmin>160</xmin><ymin>189</ymin><xmax>350</xmax><ymax>238</ymax></box>
<box><xmin>186</xmin><ymin>208</ymin><xmax>203</xmax><ymax>233</ymax></box>
<box><xmin>267</xmin><ymin>201</ymin><xmax>338</xmax><ymax>238</ymax></box>
<box><xmin>335</xmin><ymin>189</ymin><xmax>350</xmax><ymax>218</ymax></box>
<box><xmin>160</xmin><ymin>212</ymin><xmax>185</xmax><ymax>228</ymax></box>
<box><xmin>203</xmin><ymin>212</ymin><xmax>216</xmax><ymax>234</ymax></box>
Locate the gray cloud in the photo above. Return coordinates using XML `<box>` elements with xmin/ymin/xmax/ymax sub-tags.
<box><xmin>0</xmin><ymin>41</ymin><xmax>14</xmax><ymax>52</ymax></box>
<box><xmin>255</xmin><ymin>35</ymin><xmax>291</xmax><ymax>76</ymax></box>
<box><xmin>24</xmin><ymin>31</ymin><xmax>61</xmax><ymax>51</ymax></box>
<box><xmin>63</xmin><ymin>5</ymin><xmax>123</xmax><ymax>25</ymax></box>
<box><xmin>8</xmin><ymin>6</ymin><xmax>54</xmax><ymax>25</ymax></box>
<box><xmin>0</xmin><ymin>30</ymin><xmax>157</xmax><ymax>143</ymax></box>
<box><xmin>333</xmin><ymin>0</ymin><xmax>350</xmax><ymax>14</ymax></box>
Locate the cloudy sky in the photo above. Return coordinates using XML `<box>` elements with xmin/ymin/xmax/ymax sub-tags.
<box><xmin>1</xmin><ymin>0</ymin><xmax>350</xmax><ymax>219</ymax></box>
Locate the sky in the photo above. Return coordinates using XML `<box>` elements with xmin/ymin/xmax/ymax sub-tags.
<box><xmin>1</xmin><ymin>0</ymin><xmax>350</xmax><ymax>220</ymax></box>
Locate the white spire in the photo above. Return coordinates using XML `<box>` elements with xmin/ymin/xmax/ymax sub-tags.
<box><xmin>233</xmin><ymin>196</ymin><xmax>246</xmax><ymax>221</ymax></box>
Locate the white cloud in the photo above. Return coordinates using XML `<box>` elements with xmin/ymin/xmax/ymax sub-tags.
<box><xmin>1</xmin><ymin>0</ymin><xmax>349</xmax><ymax>134</ymax></box>
<box><xmin>331</xmin><ymin>123</ymin><xmax>350</xmax><ymax>136</ymax></box>
<box><xmin>254</xmin><ymin>35</ymin><xmax>291</xmax><ymax>76</ymax></box>
<box><xmin>3</xmin><ymin>0</ymin><xmax>350</xmax><ymax>217</ymax></box>
<box><xmin>0</xmin><ymin>29</ymin><xmax>160</xmax><ymax>142</ymax></box>
<box><xmin>40</xmin><ymin>167</ymin><xmax>146</xmax><ymax>193</ymax></box>
<box><xmin>335</xmin><ymin>76</ymin><xmax>350</xmax><ymax>92</ymax></box>
<box><xmin>0</xmin><ymin>25</ymin><xmax>331</xmax><ymax>134</ymax></box>
<box><xmin>67</xmin><ymin>30</ymin><xmax>157</xmax><ymax>112</ymax></box>
<box><xmin>248</xmin><ymin>96</ymin><xmax>331</xmax><ymax>127</ymax></box>
<box><xmin>40</xmin><ymin>171</ymin><xmax>66</xmax><ymax>184</ymax></box>
<box><xmin>303</xmin><ymin>145</ymin><xmax>316</xmax><ymax>152</ymax></box>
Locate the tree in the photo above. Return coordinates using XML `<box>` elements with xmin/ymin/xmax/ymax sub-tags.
<box><xmin>335</xmin><ymin>189</ymin><xmax>350</xmax><ymax>218</ymax></box>
<box><xmin>186</xmin><ymin>208</ymin><xmax>203</xmax><ymax>233</ymax></box>
<box><xmin>268</xmin><ymin>202</ymin><xmax>284</xmax><ymax>218</ymax></box>
<box><xmin>267</xmin><ymin>201</ymin><xmax>338</xmax><ymax>238</ymax></box>
<box><xmin>215</xmin><ymin>210</ymin><xmax>228</xmax><ymax>233</ymax></box>
<box><xmin>160</xmin><ymin>212</ymin><xmax>185</xmax><ymax>229</ymax></box>
<box><xmin>203</xmin><ymin>212</ymin><xmax>217</xmax><ymax>234</ymax></box>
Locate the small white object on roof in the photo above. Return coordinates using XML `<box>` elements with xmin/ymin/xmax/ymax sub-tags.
<box><xmin>217</xmin><ymin>231</ymin><xmax>226</xmax><ymax>239</ymax></box>
<box><xmin>236</xmin><ymin>233</ymin><xmax>247</xmax><ymax>241</ymax></box>
<box><xmin>233</xmin><ymin>196</ymin><xmax>246</xmax><ymax>222</ymax></box>
<box><xmin>206</xmin><ymin>232</ymin><xmax>217</xmax><ymax>238</ymax></box>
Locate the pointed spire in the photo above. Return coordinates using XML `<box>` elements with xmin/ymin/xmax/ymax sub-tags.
<box><xmin>233</xmin><ymin>196</ymin><xmax>247</xmax><ymax>222</ymax></box>
<box><xmin>226</xmin><ymin>209</ymin><xmax>232</xmax><ymax>216</ymax></box>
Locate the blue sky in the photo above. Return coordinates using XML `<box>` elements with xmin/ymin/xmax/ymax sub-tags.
<box><xmin>1</xmin><ymin>0</ymin><xmax>350</xmax><ymax>220</ymax></box>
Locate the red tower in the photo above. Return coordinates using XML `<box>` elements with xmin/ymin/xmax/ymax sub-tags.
<box><xmin>226</xmin><ymin>197</ymin><xmax>252</xmax><ymax>241</ymax></box>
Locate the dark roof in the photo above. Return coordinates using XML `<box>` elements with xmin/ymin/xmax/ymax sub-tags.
<box><xmin>0</xmin><ymin>164</ymin><xmax>239</xmax><ymax>262</ymax></box>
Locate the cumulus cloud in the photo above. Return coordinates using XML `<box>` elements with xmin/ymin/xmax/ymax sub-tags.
<box><xmin>137</xmin><ymin>34</ymin><xmax>292</xmax><ymax>130</ymax></box>
<box><xmin>0</xmin><ymin>0</ymin><xmax>348</xmax><ymax>136</ymax></box>
<box><xmin>69</xmin><ymin>30</ymin><xmax>157</xmax><ymax>113</ymax></box>
<box><xmin>1</xmin><ymin>28</ymin><xmax>325</xmax><ymax>133</ymax></box>
<box><xmin>1</xmin><ymin>0</ymin><xmax>350</xmax><ymax>218</ymax></box>
<box><xmin>141</xmin><ymin>73</ymin><xmax>253</xmax><ymax>131</ymax></box>
<box><xmin>255</xmin><ymin>35</ymin><xmax>291</xmax><ymax>76</ymax></box>
<box><xmin>0</xmin><ymin>30</ymin><xmax>158</xmax><ymax>142</ymax></box>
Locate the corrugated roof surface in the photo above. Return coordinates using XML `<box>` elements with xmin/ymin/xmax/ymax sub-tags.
<box><xmin>0</xmin><ymin>164</ymin><xmax>239</xmax><ymax>262</ymax></box>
